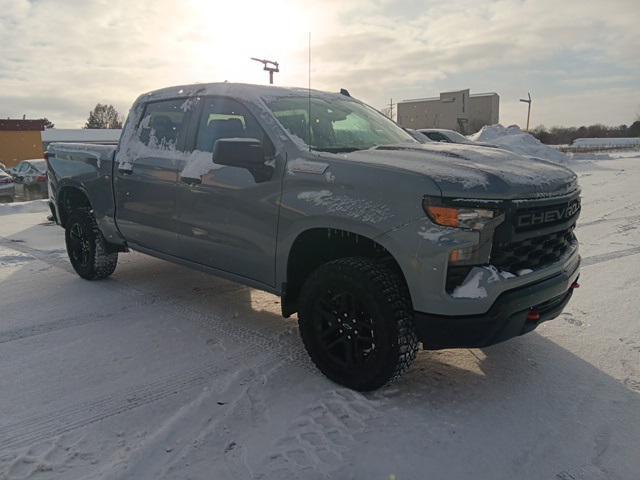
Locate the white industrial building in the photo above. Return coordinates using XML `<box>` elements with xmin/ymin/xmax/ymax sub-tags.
<box><xmin>397</xmin><ymin>89</ymin><xmax>499</xmax><ymax>134</ymax></box>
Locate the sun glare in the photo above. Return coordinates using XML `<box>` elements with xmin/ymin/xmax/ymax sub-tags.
<box><xmin>186</xmin><ymin>0</ymin><xmax>315</xmax><ymax>86</ymax></box>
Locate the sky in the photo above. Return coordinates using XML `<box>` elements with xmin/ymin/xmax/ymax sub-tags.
<box><xmin>0</xmin><ymin>0</ymin><xmax>638</xmax><ymax>129</ymax></box>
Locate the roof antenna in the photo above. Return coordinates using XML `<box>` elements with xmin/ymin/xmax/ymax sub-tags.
<box><xmin>308</xmin><ymin>31</ymin><xmax>311</xmax><ymax>152</ymax></box>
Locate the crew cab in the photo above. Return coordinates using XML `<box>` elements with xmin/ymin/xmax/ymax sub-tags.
<box><xmin>46</xmin><ymin>83</ymin><xmax>581</xmax><ymax>391</ymax></box>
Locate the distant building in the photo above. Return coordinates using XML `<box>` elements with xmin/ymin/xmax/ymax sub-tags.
<box><xmin>41</xmin><ymin>129</ymin><xmax>122</xmax><ymax>150</ymax></box>
<box><xmin>397</xmin><ymin>89</ymin><xmax>499</xmax><ymax>134</ymax></box>
<box><xmin>0</xmin><ymin>119</ymin><xmax>46</xmax><ymax>168</ymax></box>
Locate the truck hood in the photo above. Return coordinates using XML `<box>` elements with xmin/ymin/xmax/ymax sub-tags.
<box><xmin>344</xmin><ymin>143</ymin><xmax>578</xmax><ymax>199</ymax></box>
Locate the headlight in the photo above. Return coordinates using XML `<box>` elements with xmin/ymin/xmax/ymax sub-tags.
<box><xmin>422</xmin><ymin>197</ymin><xmax>506</xmax><ymax>266</ymax></box>
<box><xmin>423</xmin><ymin>203</ymin><xmax>497</xmax><ymax>231</ymax></box>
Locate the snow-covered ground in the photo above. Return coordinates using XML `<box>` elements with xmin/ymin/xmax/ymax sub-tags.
<box><xmin>1</xmin><ymin>154</ymin><xmax>639</xmax><ymax>480</ymax></box>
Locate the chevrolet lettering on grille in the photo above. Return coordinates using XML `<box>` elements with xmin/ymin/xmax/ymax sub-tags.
<box><xmin>517</xmin><ymin>199</ymin><xmax>581</xmax><ymax>228</ymax></box>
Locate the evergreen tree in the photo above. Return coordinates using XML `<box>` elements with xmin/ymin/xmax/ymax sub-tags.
<box><xmin>84</xmin><ymin>104</ymin><xmax>123</xmax><ymax>129</ymax></box>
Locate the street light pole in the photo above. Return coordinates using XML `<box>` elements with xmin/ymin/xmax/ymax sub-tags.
<box><xmin>250</xmin><ymin>57</ymin><xmax>280</xmax><ymax>84</ymax></box>
<box><xmin>519</xmin><ymin>92</ymin><xmax>532</xmax><ymax>131</ymax></box>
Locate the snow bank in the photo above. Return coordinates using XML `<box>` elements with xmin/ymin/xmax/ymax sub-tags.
<box><xmin>469</xmin><ymin>124</ymin><xmax>569</xmax><ymax>164</ymax></box>
<box><xmin>0</xmin><ymin>199</ymin><xmax>49</xmax><ymax>216</ymax></box>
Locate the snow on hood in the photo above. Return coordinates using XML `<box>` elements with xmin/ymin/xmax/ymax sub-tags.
<box><xmin>343</xmin><ymin>143</ymin><xmax>578</xmax><ymax>199</ymax></box>
<box><xmin>469</xmin><ymin>124</ymin><xmax>569</xmax><ymax>164</ymax></box>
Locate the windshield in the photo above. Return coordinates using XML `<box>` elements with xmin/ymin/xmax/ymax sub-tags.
<box><xmin>265</xmin><ymin>96</ymin><xmax>417</xmax><ymax>152</ymax></box>
<box><xmin>25</xmin><ymin>160</ymin><xmax>46</xmax><ymax>172</ymax></box>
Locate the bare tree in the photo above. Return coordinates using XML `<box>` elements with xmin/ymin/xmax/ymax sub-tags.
<box><xmin>380</xmin><ymin>106</ymin><xmax>393</xmax><ymax>120</ymax></box>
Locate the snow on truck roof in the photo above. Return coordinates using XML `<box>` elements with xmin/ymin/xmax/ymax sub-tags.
<box><xmin>138</xmin><ymin>82</ymin><xmax>353</xmax><ymax>104</ymax></box>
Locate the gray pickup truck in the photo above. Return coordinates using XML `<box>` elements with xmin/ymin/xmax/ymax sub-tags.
<box><xmin>47</xmin><ymin>83</ymin><xmax>581</xmax><ymax>391</ymax></box>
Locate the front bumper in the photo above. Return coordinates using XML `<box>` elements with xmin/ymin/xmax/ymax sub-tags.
<box><xmin>414</xmin><ymin>257</ymin><xmax>580</xmax><ymax>349</ymax></box>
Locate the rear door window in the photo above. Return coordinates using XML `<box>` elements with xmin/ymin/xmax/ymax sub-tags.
<box><xmin>137</xmin><ymin>99</ymin><xmax>189</xmax><ymax>151</ymax></box>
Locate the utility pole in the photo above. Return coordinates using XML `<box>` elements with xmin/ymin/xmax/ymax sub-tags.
<box><xmin>250</xmin><ymin>57</ymin><xmax>280</xmax><ymax>84</ymax></box>
<box><xmin>384</xmin><ymin>98</ymin><xmax>395</xmax><ymax>120</ymax></box>
<box><xmin>519</xmin><ymin>92</ymin><xmax>532</xmax><ymax>131</ymax></box>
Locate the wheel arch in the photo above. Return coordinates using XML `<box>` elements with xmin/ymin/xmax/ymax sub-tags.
<box><xmin>56</xmin><ymin>185</ymin><xmax>92</xmax><ymax>228</ymax></box>
<box><xmin>281</xmin><ymin>227</ymin><xmax>411</xmax><ymax>317</ymax></box>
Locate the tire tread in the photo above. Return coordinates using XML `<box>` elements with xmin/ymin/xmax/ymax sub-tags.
<box><xmin>66</xmin><ymin>207</ymin><xmax>118</xmax><ymax>280</ymax></box>
<box><xmin>298</xmin><ymin>256</ymin><xmax>418</xmax><ymax>390</ymax></box>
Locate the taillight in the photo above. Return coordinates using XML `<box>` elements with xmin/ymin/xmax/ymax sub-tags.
<box><xmin>36</xmin><ymin>174</ymin><xmax>47</xmax><ymax>182</ymax></box>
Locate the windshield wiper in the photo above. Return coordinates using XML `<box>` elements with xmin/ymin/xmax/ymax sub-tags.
<box><xmin>311</xmin><ymin>146</ymin><xmax>367</xmax><ymax>153</ymax></box>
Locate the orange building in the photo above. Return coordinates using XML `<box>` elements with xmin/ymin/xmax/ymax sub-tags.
<box><xmin>0</xmin><ymin>119</ymin><xmax>46</xmax><ymax>168</ymax></box>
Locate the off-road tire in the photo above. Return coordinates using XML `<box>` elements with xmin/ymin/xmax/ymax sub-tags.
<box><xmin>65</xmin><ymin>208</ymin><xmax>118</xmax><ymax>280</ymax></box>
<box><xmin>298</xmin><ymin>257</ymin><xmax>419</xmax><ymax>391</ymax></box>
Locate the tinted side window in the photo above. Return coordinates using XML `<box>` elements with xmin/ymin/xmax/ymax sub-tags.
<box><xmin>426</xmin><ymin>132</ymin><xmax>447</xmax><ymax>142</ymax></box>
<box><xmin>196</xmin><ymin>97</ymin><xmax>272</xmax><ymax>154</ymax></box>
<box><xmin>138</xmin><ymin>99</ymin><xmax>188</xmax><ymax>150</ymax></box>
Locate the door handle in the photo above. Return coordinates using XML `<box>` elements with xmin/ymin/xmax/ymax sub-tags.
<box><xmin>180</xmin><ymin>176</ymin><xmax>202</xmax><ymax>186</ymax></box>
<box><xmin>118</xmin><ymin>167</ymin><xmax>133</xmax><ymax>175</ymax></box>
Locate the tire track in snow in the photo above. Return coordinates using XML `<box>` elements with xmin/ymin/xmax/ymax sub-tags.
<box><xmin>0</xmin><ymin>301</ymin><xmax>157</xmax><ymax>345</ymax></box>
<box><xmin>0</xmin><ymin>313</ymin><xmax>112</xmax><ymax>345</ymax></box>
<box><xmin>0</xmin><ymin>236</ymin><xmax>313</xmax><ymax>368</ymax></box>
<box><xmin>0</xmin><ymin>328</ymin><xmax>310</xmax><ymax>452</ymax></box>
<box><xmin>0</xmin><ymin>237</ymin><xmax>315</xmax><ymax>452</ymax></box>
<box><xmin>578</xmin><ymin>213</ymin><xmax>640</xmax><ymax>228</ymax></box>
<box><xmin>0</xmin><ymin>347</ymin><xmax>259</xmax><ymax>451</ymax></box>
<box><xmin>254</xmin><ymin>389</ymin><xmax>381</xmax><ymax>480</ymax></box>
<box><xmin>0</xmin><ymin>237</ymin><xmax>72</xmax><ymax>272</ymax></box>
<box><xmin>581</xmin><ymin>246</ymin><xmax>640</xmax><ymax>267</ymax></box>
<box><xmin>115</xmin><ymin>358</ymin><xmax>286</xmax><ymax>480</ymax></box>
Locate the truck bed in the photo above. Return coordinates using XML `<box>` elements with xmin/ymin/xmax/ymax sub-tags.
<box><xmin>47</xmin><ymin>142</ymin><xmax>121</xmax><ymax>244</ymax></box>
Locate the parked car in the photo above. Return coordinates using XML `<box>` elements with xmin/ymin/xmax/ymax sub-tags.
<box><xmin>47</xmin><ymin>83</ymin><xmax>581</xmax><ymax>391</ymax></box>
<box><xmin>419</xmin><ymin>128</ymin><xmax>498</xmax><ymax>148</ymax></box>
<box><xmin>0</xmin><ymin>170</ymin><xmax>15</xmax><ymax>202</ymax></box>
<box><xmin>10</xmin><ymin>159</ymin><xmax>48</xmax><ymax>200</ymax></box>
<box><xmin>404</xmin><ymin>128</ymin><xmax>432</xmax><ymax>143</ymax></box>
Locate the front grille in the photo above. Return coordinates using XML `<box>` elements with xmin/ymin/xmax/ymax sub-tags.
<box><xmin>514</xmin><ymin>197</ymin><xmax>581</xmax><ymax>233</ymax></box>
<box><xmin>491</xmin><ymin>227</ymin><xmax>576</xmax><ymax>272</ymax></box>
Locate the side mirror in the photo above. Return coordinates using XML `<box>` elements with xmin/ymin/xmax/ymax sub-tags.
<box><xmin>212</xmin><ymin>138</ymin><xmax>265</xmax><ymax>169</ymax></box>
